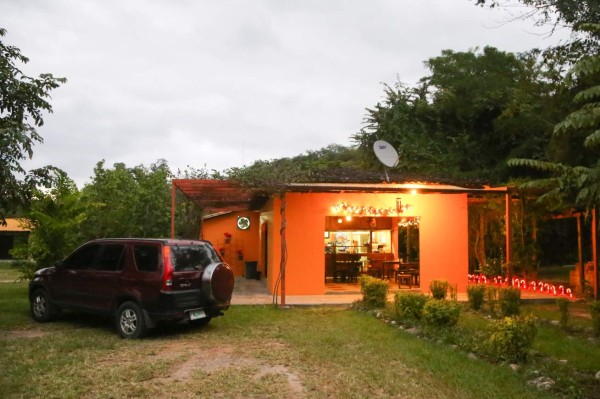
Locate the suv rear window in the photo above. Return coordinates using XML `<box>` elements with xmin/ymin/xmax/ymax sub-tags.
<box><xmin>171</xmin><ymin>244</ymin><xmax>220</xmax><ymax>272</ymax></box>
<box><xmin>133</xmin><ymin>244</ymin><xmax>160</xmax><ymax>272</ymax></box>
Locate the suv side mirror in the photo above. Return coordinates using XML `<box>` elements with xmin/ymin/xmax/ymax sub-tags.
<box><xmin>54</xmin><ymin>260</ymin><xmax>65</xmax><ymax>269</ymax></box>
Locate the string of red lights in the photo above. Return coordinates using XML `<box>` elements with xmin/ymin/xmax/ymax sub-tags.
<box><xmin>468</xmin><ymin>274</ymin><xmax>574</xmax><ymax>298</ymax></box>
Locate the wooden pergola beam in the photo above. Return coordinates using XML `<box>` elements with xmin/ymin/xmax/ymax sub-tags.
<box><xmin>170</xmin><ymin>179</ymin><xmax>267</xmax><ymax>239</ymax></box>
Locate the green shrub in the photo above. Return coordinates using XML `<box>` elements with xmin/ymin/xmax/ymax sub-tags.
<box><xmin>486</xmin><ymin>316</ymin><xmax>537</xmax><ymax>363</ymax></box>
<box><xmin>394</xmin><ymin>292</ymin><xmax>429</xmax><ymax>321</ymax></box>
<box><xmin>556</xmin><ymin>297</ymin><xmax>570</xmax><ymax>329</ymax></box>
<box><xmin>422</xmin><ymin>299</ymin><xmax>460</xmax><ymax>328</ymax></box>
<box><xmin>449</xmin><ymin>283</ymin><xmax>458</xmax><ymax>301</ymax></box>
<box><xmin>591</xmin><ymin>300</ymin><xmax>600</xmax><ymax>337</ymax></box>
<box><xmin>360</xmin><ymin>275</ymin><xmax>388</xmax><ymax>308</ymax></box>
<box><xmin>498</xmin><ymin>287</ymin><xmax>521</xmax><ymax>317</ymax></box>
<box><xmin>467</xmin><ymin>284</ymin><xmax>486</xmax><ymax>311</ymax></box>
<box><xmin>429</xmin><ymin>279</ymin><xmax>449</xmax><ymax>300</ymax></box>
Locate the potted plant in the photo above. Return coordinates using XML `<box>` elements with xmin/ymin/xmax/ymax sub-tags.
<box><xmin>224</xmin><ymin>232</ymin><xmax>232</xmax><ymax>243</ymax></box>
<box><xmin>219</xmin><ymin>247</ymin><xmax>225</xmax><ymax>256</ymax></box>
<box><xmin>237</xmin><ymin>249</ymin><xmax>243</xmax><ymax>260</ymax></box>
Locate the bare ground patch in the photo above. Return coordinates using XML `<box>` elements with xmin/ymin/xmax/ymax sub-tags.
<box><xmin>1</xmin><ymin>328</ymin><xmax>47</xmax><ymax>339</ymax></box>
<box><xmin>94</xmin><ymin>339</ymin><xmax>305</xmax><ymax>398</ymax></box>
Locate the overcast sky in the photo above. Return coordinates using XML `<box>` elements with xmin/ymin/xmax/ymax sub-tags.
<box><xmin>2</xmin><ymin>0</ymin><xmax>570</xmax><ymax>186</ymax></box>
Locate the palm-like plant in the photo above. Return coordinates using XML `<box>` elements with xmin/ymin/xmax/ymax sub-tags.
<box><xmin>509</xmin><ymin>23</ymin><xmax>600</xmax><ymax>213</ymax></box>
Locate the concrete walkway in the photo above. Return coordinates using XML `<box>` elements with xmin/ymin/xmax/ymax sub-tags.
<box><xmin>231</xmin><ymin>277</ymin><xmax>364</xmax><ymax>306</ymax></box>
<box><xmin>231</xmin><ymin>277</ymin><xmax>559</xmax><ymax>306</ymax></box>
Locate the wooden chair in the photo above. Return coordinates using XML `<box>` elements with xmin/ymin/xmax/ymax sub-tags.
<box><xmin>333</xmin><ymin>253</ymin><xmax>361</xmax><ymax>282</ymax></box>
<box><xmin>396</xmin><ymin>272</ymin><xmax>412</xmax><ymax>288</ymax></box>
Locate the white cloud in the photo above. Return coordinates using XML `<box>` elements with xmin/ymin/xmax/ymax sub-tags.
<box><xmin>2</xmin><ymin>0</ymin><xmax>569</xmax><ymax>186</ymax></box>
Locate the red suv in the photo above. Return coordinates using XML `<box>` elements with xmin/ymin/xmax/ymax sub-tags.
<box><xmin>29</xmin><ymin>238</ymin><xmax>234</xmax><ymax>338</ymax></box>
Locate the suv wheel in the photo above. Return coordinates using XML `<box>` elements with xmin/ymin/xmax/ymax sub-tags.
<box><xmin>116</xmin><ymin>301</ymin><xmax>147</xmax><ymax>339</ymax></box>
<box><xmin>31</xmin><ymin>289</ymin><xmax>57</xmax><ymax>322</ymax></box>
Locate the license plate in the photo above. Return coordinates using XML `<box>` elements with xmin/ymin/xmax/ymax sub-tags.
<box><xmin>189</xmin><ymin>309</ymin><xmax>206</xmax><ymax>320</ymax></box>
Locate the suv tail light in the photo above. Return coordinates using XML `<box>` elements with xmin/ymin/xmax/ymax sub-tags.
<box><xmin>162</xmin><ymin>246</ymin><xmax>173</xmax><ymax>291</ymax></box>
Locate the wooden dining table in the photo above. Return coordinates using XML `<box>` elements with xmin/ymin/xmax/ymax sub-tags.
<box><xmin>383</xmin><ymin>260</ymin><xmax>419</xmax><ymax>286</ymax></box>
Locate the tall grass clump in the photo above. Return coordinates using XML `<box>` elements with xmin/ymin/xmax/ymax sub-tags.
<box><xmin>467</xmin><ymin>284</ymin><xmax>486</xmax><ymax>311</ymax></box>
<box><xmin>360</xmin><ymin>275</ymin><xmax>388</xmax><ymax>308</ymax></box>
<box><xmin>591</xmin><ymin>300</ymin><xmax>600</xmax><ymax>337</ymax></box>
<box><xmin>556</xmin><ymin>297</ymin><xmax>570</xmax><ymax>329</ymax></box>
<box><xmin>429</xmin><ymin>279</ymin><xmax>449</xmax><ymax>300</ymax></box>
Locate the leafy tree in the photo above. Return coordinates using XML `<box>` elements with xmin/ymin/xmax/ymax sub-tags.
<box><xmin>474</xmin><ymin>0</ymin><xmax>599</xmax><ymax>29</ymax></box>
<box><xmin>469</xmin><ymin>200</ymin><xmax>505</xmax><ymax>272</ymax></box>
<box><xmin>0</xmin><ymin>28</ymin><xmax>66</xmax><ymax>224</ymax></box>
<box><xmin>80</xmin><ymin>160</ymin><xmax>172</xmax><ymax>238</ymax></box>
<box><xmin>352</xmin><ymin>82</ymin><xmax>441</xmax><ymax>173</ymax></box>
<box><xmin>79</xmin><ymin>159</ymin><xmax>213</xmax><ymax>240</ymax></box>
<box><xmin>509</xmin><ymin>24</ymin><xmax>600</xmax><ymax>212</ymax></box>
<box><xmin>353</xmin><ymin>47</ymin><xmax>565</xmax><ymax>183</ymax></box>
<box><xmin>474</xmin><ymin>0</ymin><xmax>599</xmax><ymax>62</ymax></box>
<box><xmin>11</xmin><ymin>169</ymin><xmax>84</xmax><ymax>273</ymax></box>
<box><xmin>12</xmin><ymin>158</ymin><xmax>215</xmax><ymax>274</ymax></box>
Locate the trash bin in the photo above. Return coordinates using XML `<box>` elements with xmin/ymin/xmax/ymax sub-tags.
<box><xmin>245</xmin><ymin>261</ymin><xmax>258</xmax><ymax>280</ymax></box>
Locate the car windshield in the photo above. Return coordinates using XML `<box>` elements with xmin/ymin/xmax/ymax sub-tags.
<box><xmin>171</xmin><ymin>244</ymin><xmax>220</xmax><ymax>272</ymax></box>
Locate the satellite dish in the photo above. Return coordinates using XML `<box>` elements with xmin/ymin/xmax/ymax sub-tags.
<box><xmin>373</xmin><ymin>140</ymin><xmax>399</xmax><ymax>168</ymax></box>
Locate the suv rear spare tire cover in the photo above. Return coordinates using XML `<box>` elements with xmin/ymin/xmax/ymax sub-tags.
<box><xmin>201</xmin><ymin>262</ymin><xmax>234</xmax><ymax>303</ymax></box>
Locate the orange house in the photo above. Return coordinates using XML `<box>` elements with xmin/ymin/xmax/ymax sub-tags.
<box><xmin>0</xmin><ymin>218</ymin><xmax>30</xmax><ymax>260</ymax></box>
<box><xmin>172</xmin><ymin>179</ymin><xmax>509</xmax><ymax>297</ymax></box>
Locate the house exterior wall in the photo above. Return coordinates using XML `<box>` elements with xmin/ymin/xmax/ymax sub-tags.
<box><xmin>202</xmin><ymin>191</ymin><xmax>470</xmax><ymax>295</ymax></box>
<box><xmin>417</xmin><ymin>194</ymin><xmax>469</xmax><ymax>294</ymax></box>
<box><xmin>271</xmin><ymin>194</ymin><xmax>328</xmax><ymax>295</ymax></box>
<box><xmin>202</xmin><ymin>212</ymin><xmax>261</xmax><ymax>277</ymax></box>
<box><xmin>267</xmin><ymin>192</ymin><xmax>469</xmax><ymax>295</ymax></box>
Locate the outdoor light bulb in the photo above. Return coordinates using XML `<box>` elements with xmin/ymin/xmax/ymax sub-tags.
<box><xmin>337</xmin><ymin>218</ymin><xmax>342</xmax><ymax>224</ymax></box>
<box><xmin>345</xmin><ymin>215</ymin><xmax>352</xmax><ymax>221</ymax></box>
<box><xmin>411</xmin><ymin>189</ymin><xmax>417</xmax><ymax>195</ymax></box>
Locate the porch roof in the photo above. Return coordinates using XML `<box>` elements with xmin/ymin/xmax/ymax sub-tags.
<box><xmin>172</xmin><ymin>179</ymin><xmax>269</xmax><ymax>214</ymax></box>
<box><xmin>172</xmin><ymin>179</ymin><xmax>510</xmax><ymax>214</ymax></box>
<box><xmin>0</xmin><ymin>218</ymin><xmax>30</xmax><ymax>232</ymax></box>
<box><xmin>287</xmin><ymin>182</ymin><xmax>510</xmax><ymax>195</ymax></box>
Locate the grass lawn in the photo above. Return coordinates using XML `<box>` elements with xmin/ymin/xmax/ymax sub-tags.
<box><xmin>0</xmin><ymin>260</ymin><xmax>20</xmax><ymax>282</ymax></box>
<box><xmin>1</xmin><ymin>281</ymin><xmax>599</xmax><ymax>398</ymax></box>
